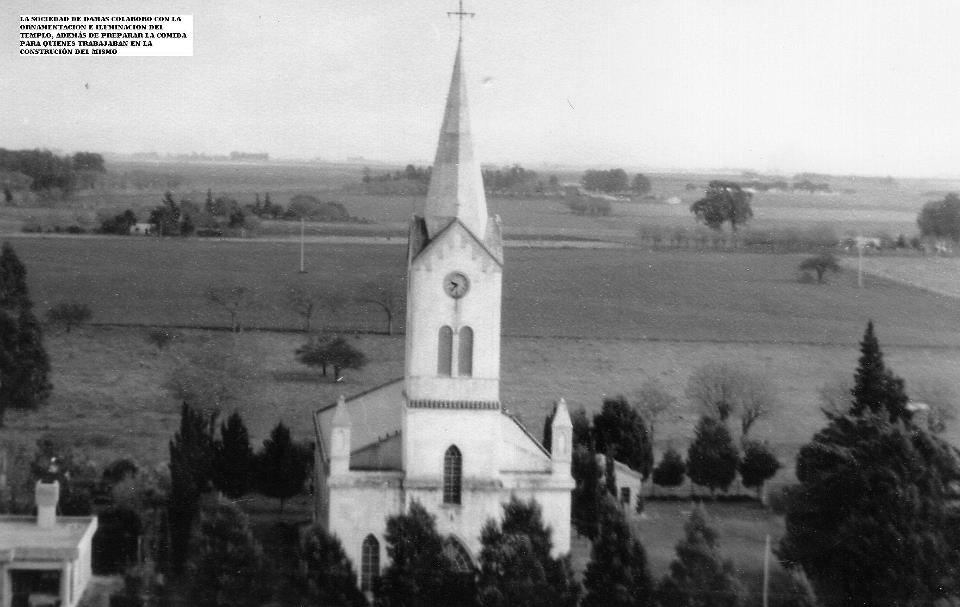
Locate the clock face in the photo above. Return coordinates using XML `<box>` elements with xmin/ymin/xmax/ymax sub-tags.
<box><xmin>444</xmin><ymin>272</ymin><xmax>470</xmax><ymax>298</ymax></box>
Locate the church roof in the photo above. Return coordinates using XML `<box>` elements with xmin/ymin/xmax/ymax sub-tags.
<box><xmin>424</xmin><ymin>40</ymin><xmax>489</xmax><ymax>240</ymax></box>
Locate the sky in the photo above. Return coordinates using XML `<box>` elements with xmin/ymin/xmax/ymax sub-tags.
<box><xmin>3</xmin><ymin>1</ymin><xmax>960</xmax><ymax>177</ymax></box>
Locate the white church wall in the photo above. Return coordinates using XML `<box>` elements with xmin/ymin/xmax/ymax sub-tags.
<box><xmin>403</xmin><ymin>408</ymin><xmax>502</xmax><ymax>479</ymax></box>
<box><xmin>329</xmin><ymin>474</ymin><xmax>404</xmax><ymax>581</ymax></box>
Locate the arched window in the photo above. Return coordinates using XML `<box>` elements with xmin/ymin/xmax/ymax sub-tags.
<box><xmin>361</xmin><ymin>534</ymin><xmax>380</xmax><ymax>592</ymax></box>
<box><xmin>443</xmin><ymin>537</ymin><xmax>474</xmax><ymax>572</ymax></box>
<box><xmin>438</xmin><ymin>326</ymin><xmax>453</xmax><ymax>376</ymax></box>
<box><xmin>443</xmin><ymin>445</ymin><xmax>462</xmax><ymax>505</ymax></box>
<box><xmin>458</xmin><ymin>326</ymin><xmax>473</xmax><ymax>377</ymax></box>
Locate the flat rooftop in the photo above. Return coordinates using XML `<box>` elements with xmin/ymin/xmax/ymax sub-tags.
<box><xmin>0</xmin><ymin>515</ymin><xmax>97</xmax><ymax>562</ymax></box>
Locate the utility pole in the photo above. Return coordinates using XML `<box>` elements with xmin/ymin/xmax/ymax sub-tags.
<box><xmin>762</xmin><ymin>533</ymin><xmax>771</xmax><ymax>607</ymax></box>
<box><xmin>857</xmin><ymin>236</ymin><xmax>864</xmax><ymax>288</ymax></box>
<box><xmin>299</xmin><ymin>216</ymin><xmax>306</xmax><ymax>273</ymax></box>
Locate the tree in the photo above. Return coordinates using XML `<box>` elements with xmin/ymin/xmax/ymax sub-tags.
<box><xmin>149</xmin><ymin>191</ymin><xmax>182</xmax><ymax>236</ymax></box>
<box><xmin>146</xmin><ymin>327</ymin><xmax>176</xmax><ymax>351</ymax></box>
<box><xmin>593</xmin><ymin>396</ymin><xmax>654</xmax><ymax>479</ymax></box>
<box><xmin>686</xmin><ymin>416</ymin><xmax>739</xmax><ymax>496</ymax></box>
<box><xmin>850</xmin><ymin>321</ymin><xmax>910</xmax><ymax>422</ymax></box>
<box><xmin>213</xmin><ymin>411</ymin><xmax>254</xmax><ymax>499</ymax></box>
<box><xmin>299</xmin><ymin>524</ymin><xmax>368</xmax><ymax>607</ymax></box>
<box><xmin>738</xmin><ymin>440</ymin><xmax>780</xmax><ymax>499</ymax></box>
<box><xmin>98</xmin><ymin>209</ymin><xmax>137</xmax><ymax>235</ymax></box>
<box><xmin>685</xmin><ymin>362</ymin><xmax>743</xmax><ymax>422</ymax></box>
<box><xmin>571</xmin><ymin>444</ymin><xmax>604</xmax><ymax>540</ymax></box>
<box><xmin>634</xmin><ymin>378</ymin><xmax>676</xmax><ymax>445</ymax></box>
<box><xmin>46</xmin><ymin>301</ymin><xmax>92</xmax><ymax>332</ymax></box>
<box><xmin>631</xmin><ymin>173</ymin><xmax>652</xmax><ymax>196</ymax></box>
<box><xmin>256</xmin><ymin>422</ymin><xmax>309</xmax><ymax>511</ymax></box>
<box><xmin>185</xmin><ymin>501</ymin><xmax>268</xmax><ymax>607</ymax></box>
<box><xmin>477</xmin><ymin>497</ymin><xmax>580</xmax><ymax>607</ymax></box>
<box><xmin>168</xmin><ymin>402</ymin><xmax>217</xmax><ymax>573</ymax></box>
<box><xmin>582</xmin><ymin>495</ymin><xmax>654</xmax><ymax>607</ymax></box>
<box><xmin>798</xmin><ymin>253</ymin><xmax>841</xmax><ymax>284</ymax></box>
<box><xmin>685</xmin><ymin>362</ymin><xmax>775</xmax><ymax>434</ymax></box>
<box><xmin>690</xmin><ymin>181</ymin><xmax>753</xmax><ymax>232</ymax></box>
<box><xmin>376</xmin><ymin>500</ymin><xmax>470</xmax><ymax>607</ymax></box>
<box><xmin>917</xmin><ymin>193</ymin><xmax>960</xmax><ymax>241</ymax></box>
<box><xmin>652</xmin><ymin>448</ymin><xmax>686</xmax><ymax>488</ymax></box>
<box><xmin>582</xmin><ymin>169</ymin><xmax>629</xmax><ymax>193</ymax></box>
<box><xmin>778</xmin><ymin>411</ymin><xmax>960</xmax><ymax>606</ymax></box>
<box><xmin>205</xmin><ymin>285</ymin><xmax>250</xmax><ymax>332</ymax></box>
<box><xmin>288</xmin><ymin>284</ymin><xmax>344</xmax><ymax>333</ymax></box>
<box><xmin>737</xmin><ymin>373</ymin><xmax>777</xmax><ymax>438</ymax></box>
<box><xmin>778</xmin><ymin>325</ymin><xmax>960</xmax><ymax>606</ymax></box>
<box><xmin>297</xmin><ymin>336</ymin><xmax>367</xmax><ymax>380</ymax></box>
<box><xmin>0</xmin><ymin>242</ymin><xmax>51</xmax><ymax>426</ymax></box>
<box><xmin>658</xmin><ymin>506</ymin><xmax>744</xmax><ymax>607</ymax></box>
<box><xmin>358</xmin><ymin>281</ymin><xmax>404</xmax><ymax>335</ymax></box>
<box><xmin>166</xmin><ymin>343</ymin><xmax>252</xmax><ymax>411</ymax></box>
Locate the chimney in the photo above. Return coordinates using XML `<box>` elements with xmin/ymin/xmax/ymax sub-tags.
<box><xmin>35</xmin><ymin>480</ymin><xmax>59</xmax><ymax>529</ymax></box>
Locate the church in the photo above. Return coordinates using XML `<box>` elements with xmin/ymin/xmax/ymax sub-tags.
<box><xmin>311</xmin><ymin>33</ymin><xmax>574</xmax><ymax>591</ymax></box>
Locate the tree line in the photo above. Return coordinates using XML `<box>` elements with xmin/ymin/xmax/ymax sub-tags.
<box><xmin>0</xmin><ymin>148</ymin><xmax>105</xmax><ymax>196</ymax></box>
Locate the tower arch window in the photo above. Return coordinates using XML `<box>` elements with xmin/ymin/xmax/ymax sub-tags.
<box><xmin>361</xmin><ymin>534</ymin><xmax>380</xmax><ymax>592</ymax></box>
<box><xmin>438</xmin><ymin>326</ymin><xmax>453</xmax><ymax>376</ymax></box>
<box><xmin>443</xmin><ymin>445</ymin><xmax>462</xmax><ymax>505</ymax></box>
<box><xmin>443</xmin><ymin>537</ymin><xmax>475</xmax><ymax>572</ymax></box>
<box><xmin>458</xmin><ymin>326</ymin><xmax>473</xmax><ymax>377</ymax></box>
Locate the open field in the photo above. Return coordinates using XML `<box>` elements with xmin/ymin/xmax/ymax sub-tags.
<box><xmin>6</xmin><ymin>236</ymin><xmax>960</xmax><ymax>347</ymax></box>
<box><xmin>3</xmin><ymin>325</ymin><xmax>958</xmax><ymax>479</ymax></box>
<box><xmin>840</xmin><ymin>254</ymin><xmax>960</xmax><ymax>300</ymax></box>
<box><xmin>4</xmin><ymin>159</ymin><xmax>955</xmax><ymax>245</ymax></box>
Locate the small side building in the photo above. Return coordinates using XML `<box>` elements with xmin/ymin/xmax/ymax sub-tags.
<box><xmin>0</xmin><ymin>481</ymin><xmax>98</xmax><ymax>607</ymax></box>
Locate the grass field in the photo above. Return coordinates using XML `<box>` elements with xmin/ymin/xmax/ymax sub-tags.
<box><xmin>6</xmin><ymin>236</ymin><xmax>960</xmax><ymax>348</ymax></box>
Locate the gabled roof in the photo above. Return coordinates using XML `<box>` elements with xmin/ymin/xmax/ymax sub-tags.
<box><xmin>409</xmin><ymin>216</ymin><xmax>503</xmax><ymax>268</ymax></box>
<box><xmin>314</xmin><ymin>378</ymin><xmax>404</xmax><ymax>466</ymax></box>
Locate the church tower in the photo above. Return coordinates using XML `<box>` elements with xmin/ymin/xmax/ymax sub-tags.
<box><xmin>313</xmin><ymin>14</ymin><xmax>572</xmax><ymax>577</ymax></box>
<box><xmin>402</xmin><ymin>37</ymin><xmax>506</xmax><ymax>492</ymax></box>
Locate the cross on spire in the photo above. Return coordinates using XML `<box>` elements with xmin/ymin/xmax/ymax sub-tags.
<box><xmin>447</xmin><ymin>0</ymin><xmax>474</xmax><ymax>40</ymax></box>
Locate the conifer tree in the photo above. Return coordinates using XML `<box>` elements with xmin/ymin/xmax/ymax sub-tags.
<box><xmin>168</xmin><ymin>402</ymin><xmax>217</xmax><ymax>573</ymax></box>
<box><xmin>582</xmin><ymin>495</ymin><xmax>654</xmax><ymax>607</ymax></box>
<box><xmin>477</xmin><ymin>497</ymin><xmax>580</xmax><ymax>607</ymax></box>
<box><xmin>571</xmin><ymin>444</ymin><xmax>604</xmax><ymax>540</ymax></box>
<box><xmin>738</xmin><ymin>440</ymin><xmax>781</xmax><ymax>499</ymax></box>
<box><xmin>185</xmin><ymin>501</ymin><xmax>268</xmax><ymax>607</ymax></box>
<box><xmin>299</xmin><ymin>524</ymin><xmax>368</xmax><ymax>607</ymax></box>
<box><xmin>686</xmin><ymin>416</ymin><xmax>739</xmax><ymax>496</ymax></box>
<box><xmin>0</xmin><ymin>242</ymin><xmax>51</xmax><ymax>426</ymax></box>
<box><xmin>849</xmin><ymin>320</ymin><xmax>909</xmax><ymax>422</ymax></box>
<box><xmin>375</xmin><ymin>500</ymin><xmax>469</xmax><ymax>607</ymax></box>
<box><xmin>256</xmin><ymin>422</ymin><xmax>309</xmax><ymax>511</ymax></box>
<box><xmin>652</xmin><ymin>447</ymin><xmax>686</xmax><ymax>489</ymax></box>
<box><xmin>780</xmin><ymin>323</ymin><xmax>960</xmax><ymax>606</ymax></box>
<box><xmin>658</xmin><ymin>506</ymin><xmax>744</xmax><ymax>607</ymax></box>
<box><xmin>213</xmin><ymin>411</ymin><xmax>254</xmax><ymax>499</ymax></box>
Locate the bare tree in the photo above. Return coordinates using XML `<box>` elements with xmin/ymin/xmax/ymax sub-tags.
<box><xmin>205</xmin><ymin>286</ymin><xmax>250</xmax><ymax>333</ymax></box>
<box><xmin>685</xmin><ymin>362</ymin><xmax>745</xmax><ymax>422</ymax></box>
<box><xmin>165</xmin><ymin>342</ymin><xmax>254</xmax><ymax>412</ymax></box>
<box><xmin>287</xmin><ymin>285</ymin><xmax>344</xmax><ymax>334</ymax></box>
<box><xmin>357</xmin><ymin>281</ymin><xmax>404</xmax><ymax>335</ymax></box>
<box><xmin>685</xmin><ymin>362</ymin><xmax>775</xmax><ymax>436</ymax></box>
<box><xmin>817</xmin><ymin>373</ymin><xmax>852</xmax><ymax>416</ymax></box>
<box><xmin>633</xmin><ymin>378</ymin><xmax>676</xmax><ymax>445</ymax></box>
<box><xmin>738</xmin><ymin>374</ymin><xmax>776</xmax><ymax>437</ymax></box>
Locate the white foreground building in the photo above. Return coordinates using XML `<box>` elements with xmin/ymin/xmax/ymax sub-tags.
<box><xmin>0</xmin><ymin>481</ymin><xmax>98</xmax><ymax>607</ymax></box>
<box><xmin>312</xmin><ymin>39</ymin><xmax>574</xmax><ymax>591</ymax></box>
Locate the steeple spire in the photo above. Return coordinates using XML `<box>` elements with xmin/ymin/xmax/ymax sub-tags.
<box><xmin>423</xmin><ymin>39</ymin><xmax>489</xmax><ymax>238</ymax></box>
